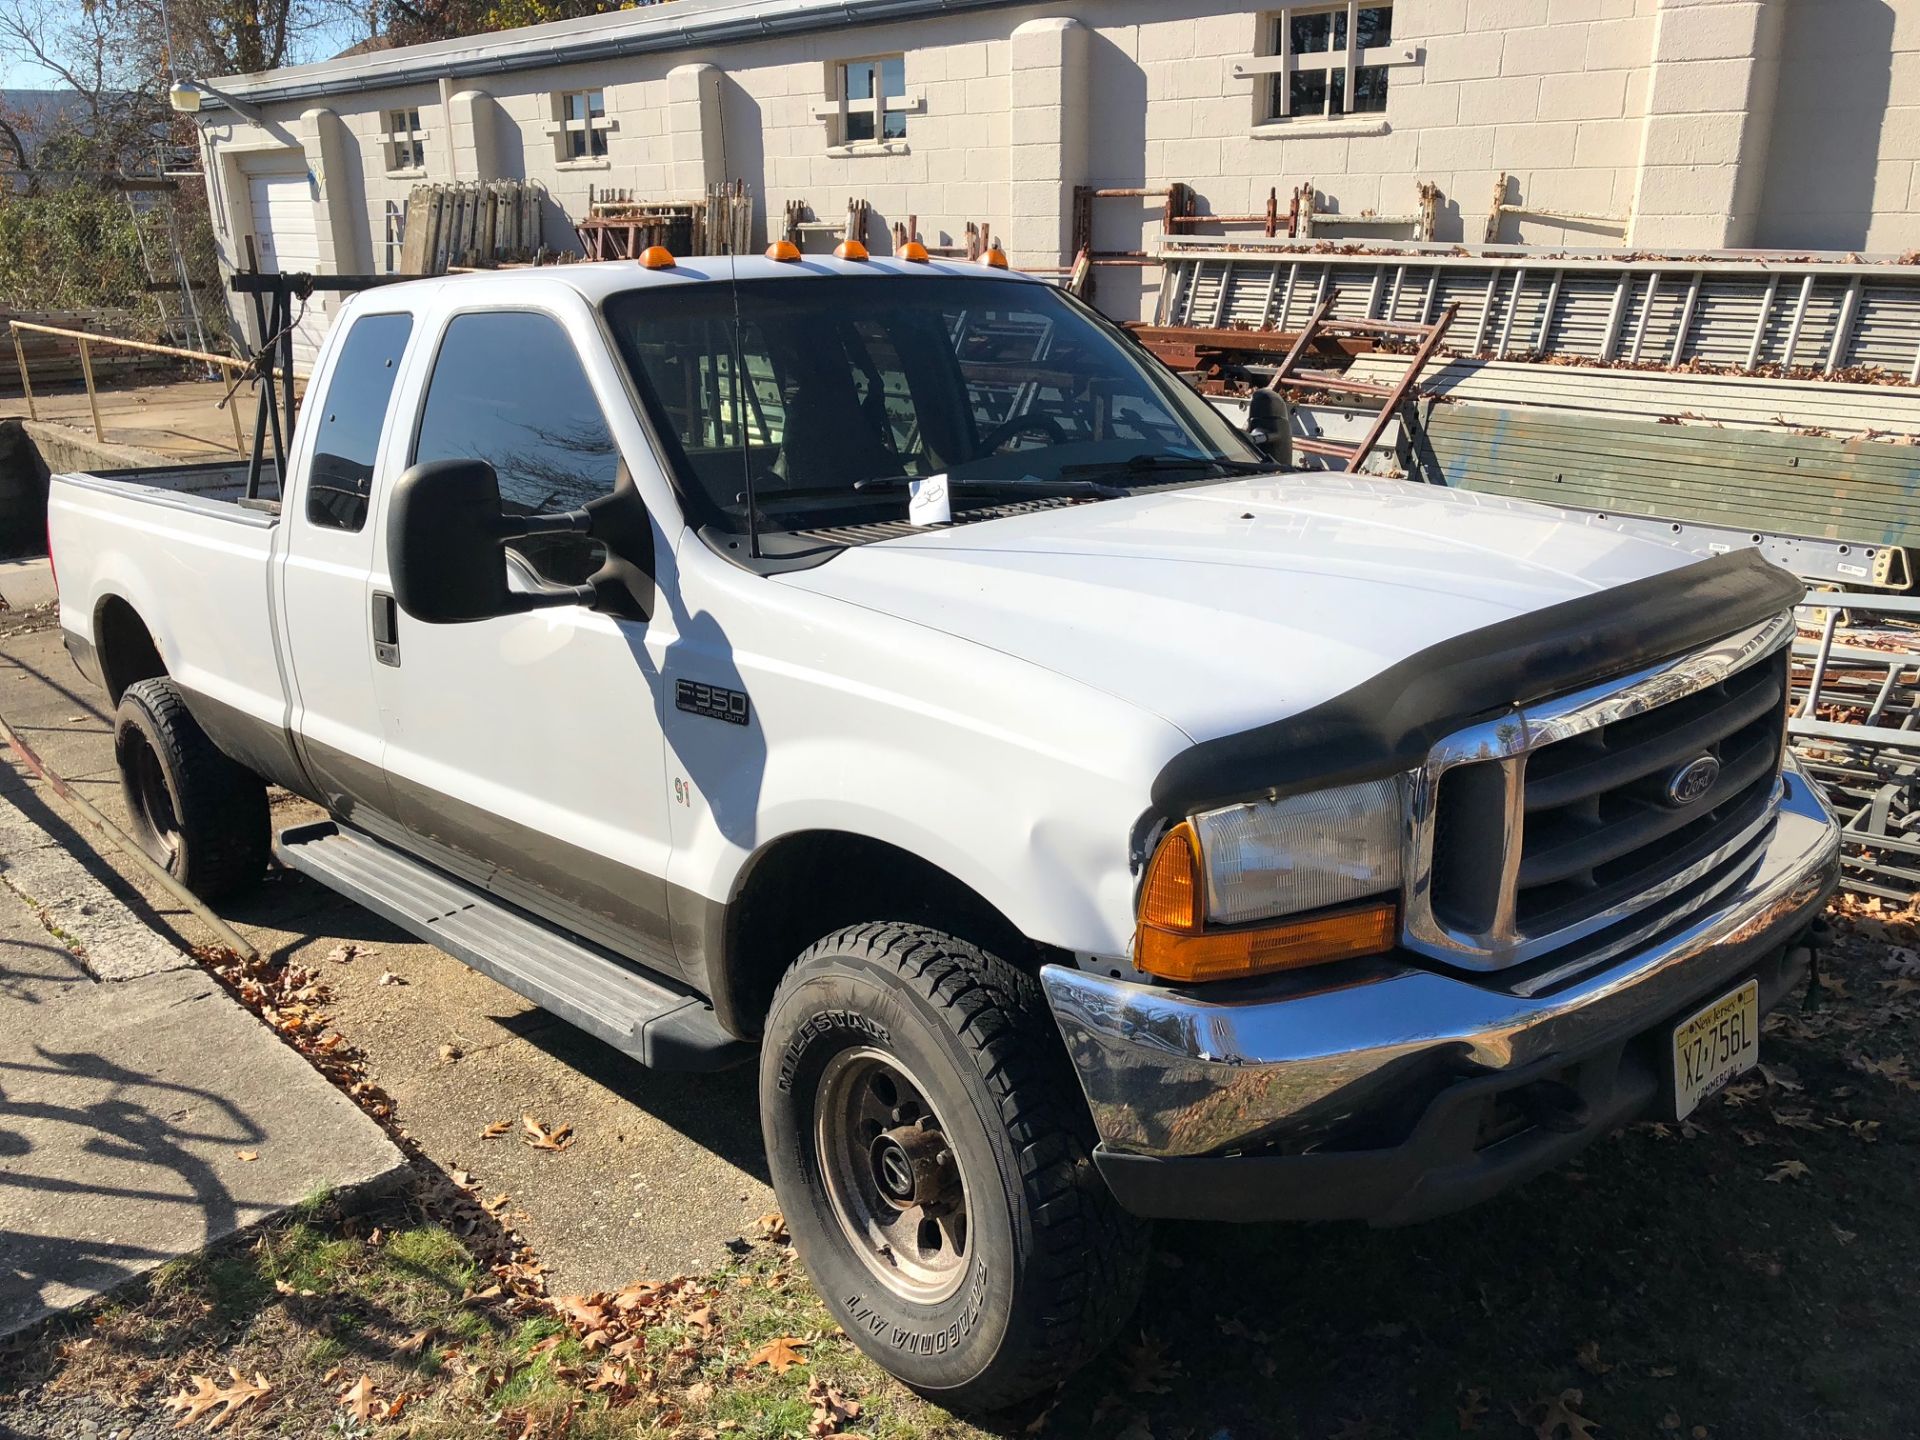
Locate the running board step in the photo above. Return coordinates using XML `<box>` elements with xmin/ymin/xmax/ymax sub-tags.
<box><xmin>274</xmin><ymin>821</ymin><xmax>749</xmax><ymax>1072</ymax></box>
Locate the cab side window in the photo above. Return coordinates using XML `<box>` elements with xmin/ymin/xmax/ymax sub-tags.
<box><xmin>305</xmin><ymin>312</ymin><xmax>413</xmax><ymax>532</ymax></box>
<box><xmin>412</xmin><ymin>311</ymin><xmax>621</xmax><ymax>584</ymax></box>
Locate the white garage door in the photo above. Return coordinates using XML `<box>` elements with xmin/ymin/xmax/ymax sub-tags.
<box><xmin>247</xmin><ymin>169</ymin><xmax>328</xmax><ymax>373</ymax></box>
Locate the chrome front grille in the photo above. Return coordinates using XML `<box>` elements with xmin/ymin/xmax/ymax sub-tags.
<box><xmin>1403</xmin><ymin>612</ymin><xmax>1796</xmax><ymax>977</ymax></box>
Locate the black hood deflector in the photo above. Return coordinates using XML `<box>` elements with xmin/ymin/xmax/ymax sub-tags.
<box><xmin>1151</xmin><ymin>547</ymin><xmax>1805</xmax><ymax>817</ymax></box>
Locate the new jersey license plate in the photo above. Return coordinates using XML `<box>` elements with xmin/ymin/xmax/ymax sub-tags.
<box><xmin>1672</xmin><ymin>979</ymin><xmax>1759</xmax><ymax>1121</ymax></box>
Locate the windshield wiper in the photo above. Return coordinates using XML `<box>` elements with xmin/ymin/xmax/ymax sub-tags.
<box><xmin>1056</xmin><ymin>453</ymin><xmax>1271</xmax><ymax>479</ymax></box>
<box><xmin>851</xmin><ymin>475</ymin><xmax>1125</xmax><ymax>499</ymax></box>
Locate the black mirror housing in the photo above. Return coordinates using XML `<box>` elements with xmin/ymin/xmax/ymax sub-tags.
<box><xmin>1246</xmin><ymin>388</ymin><xmax>1294</xmax><ymax>469</ymax></box>
<box><xmin>388</xmin><ymin>459</ymin><xmax>517</xmax><ymax>623</ymax></box>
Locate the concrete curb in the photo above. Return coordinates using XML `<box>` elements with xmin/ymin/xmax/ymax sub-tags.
<box><xmin>0</xmin><ymin>763</ymin><xmax>411</xmax><ymax>1340</ymax></box>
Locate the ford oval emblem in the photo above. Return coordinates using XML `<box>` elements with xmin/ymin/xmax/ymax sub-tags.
<box><xmin>1666</xmin><ymin>754</ymin><xmax>1721</xmax><ymax>807</ymax></box>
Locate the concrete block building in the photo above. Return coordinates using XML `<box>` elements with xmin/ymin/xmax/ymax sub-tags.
<box><xmin>188</xmin><ymin>0</ymin><xmax>1920</xmax><ymax>357</ymax></box>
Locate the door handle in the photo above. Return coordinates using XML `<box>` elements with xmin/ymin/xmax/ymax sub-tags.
<box><xmin>372</xmin><ymin>591</ymin><xmax>400</xmax><ymax>667</ymax></box>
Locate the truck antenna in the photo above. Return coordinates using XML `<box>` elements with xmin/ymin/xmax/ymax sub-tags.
<box><xmin>716</xmin><ymin>80</ymin><xmax>761</xmax><ymax>560</ymax></box>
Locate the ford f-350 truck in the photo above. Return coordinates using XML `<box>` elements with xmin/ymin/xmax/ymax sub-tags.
<box><xmin>47</xmin><ymin>253</ymin><xmax>1839</xmax><ymax>1409</ymax></box>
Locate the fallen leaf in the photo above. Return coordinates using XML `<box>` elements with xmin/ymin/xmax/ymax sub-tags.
<box><xmin>685</xmin><ymin>1380</ymin><xmax>715</xmax><ymax>1405</ymax></box>
<box><xmin>378</xmin><ymin>970</ymin><xmax>407</xmax><ymax>986</ymax></box>
<box><xmin>394</xmin><ymin>1326</ymin><xmax>436</xmax><ymax>1356</ymax></box>
<box><xmin>1529</xmin><ymin>1389</ymin><xmax>1599</xmax><ymax>1440</ymax></box>
<box><xmin>235</xmin><ymin>1150</ymin><xmax>259</xmax><ymax>1163</ymax></box>
<box><xmin>339</xmin><ymin>1374</ymin><xmax>378</xmax><ymax>1424</ymax></box>
<box><xmin>1457</xmin><ymin>1387</ymin><xmax>1489</xmax><ymax>1431</ymax></box>
<box><xmin>1119</xmin><ymin>1331</ymin><xmax>1181</xmax><ymax>1393</ymax></box>
<box><xmin>380</xmin><ymin>1392</ymin><xmax>410</xmax><ymax>1422</ymax></box>
<box><xmin>1832</xmin><ymin>1224</ymin><xmax>1858</xmax><ymax>1245</ymax></box>
<box><xmin>164</xmin><ymin>1369</ymin><xmax>271</xmax><ymax>1431</ymax></box>
<box><xmin>807</xmin><ymin>1375</ymin><xmax>862</xmax><ymax>1437</ymax></box>
<box><xmin>325</xmin><ymin>944</ymin><xmax>359</xmax><ymax>964</ymax></box>
<box><xmin>481</xmin><ymin>1120</ymin><xmax>510</xmax><ymax>1139</ymax></box>
<box><xmin>748</xmin><ymin>1336</ymin><xmax>809</xmax><ymax>1372</ymax></box>
<box><xmin>754</xmin><ymin>1210</ymin><xmax>790</xmax><ymax>1243</ymax></box>
<box><xmin>1765</xmin><ymin>1159</ymin><xmax>1811</xmax><ymax>1183</ymax></box>
<box><xmin>522</xmin><ymin>1114</ymin><xmax>575</xmax><ymax>1152</ymax></box>
<box><xmin>438</xmin><ymin>1043</ymin><xmax>462</xmax><ymax>1063</ymax></box>
<box><xmin>1576</xmin><ymin>1339</ymin><xmax>1613</xmax><ymax>1375</ymax></box>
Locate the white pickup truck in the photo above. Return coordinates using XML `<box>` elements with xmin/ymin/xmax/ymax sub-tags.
<box><xmin>48</xmin><ymin>253</ymin><xmax>1840</xmax><ymax>1409</ymax></box>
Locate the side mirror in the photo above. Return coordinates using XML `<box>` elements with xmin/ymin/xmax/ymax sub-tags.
<box><xmin>1246</xmin><ymin>388</ymin><xmax>1294</xmax><ymax>469</ymax></box>
<box><xmin>387</xmin><ymin>458</ymin><xmax>595</xmax><ymax>624</ymax></box>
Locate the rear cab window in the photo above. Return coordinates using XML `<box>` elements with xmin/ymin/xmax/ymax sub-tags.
<box><xmin>305</xmin><ymin>312</ymin><xmax>414</xmax><ymax>532</ymax></box>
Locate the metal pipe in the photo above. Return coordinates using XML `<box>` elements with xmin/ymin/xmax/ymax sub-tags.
<box><xmin>11</xmin><ymin>330</ymin><xmax>36</xmax><ymax>421</ymax></box>
<box><xmin>78</xmin><ymin>338</ymin><xmax>104</xmax><ymax>442</ymax></box>
<box><xmin>0</xmin><ymin>707</ymin><xmax>261</xmax><ymax>963</ymax></box>
<box><xmin>6</xmin><ymin>321</ymin><xmax>245</xmax><ymax>371</ymax></box>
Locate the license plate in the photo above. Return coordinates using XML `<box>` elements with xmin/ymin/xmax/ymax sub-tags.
<box><xmin>1672</xmin><ymin>979</ymin><xmax>1759</xmax><ymax>1120</ymax></box>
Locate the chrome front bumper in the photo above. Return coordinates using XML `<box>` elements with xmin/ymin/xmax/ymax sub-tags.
<box><xmin>1041</xmin><ymin>768</ymin><xmax>1840</xmax><ymax>1163</ymax></box>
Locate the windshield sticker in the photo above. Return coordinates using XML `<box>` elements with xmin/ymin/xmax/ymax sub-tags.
<box><xmin>908</xmin><ymin>473</ymin><xmax>951</xmax><ymax>528</ymax></box>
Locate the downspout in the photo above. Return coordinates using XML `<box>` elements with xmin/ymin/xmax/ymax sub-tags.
<box><xmin>439</xmin><ymin>75</ymin><xmax>459</xmax><ymax>180</ymax></box>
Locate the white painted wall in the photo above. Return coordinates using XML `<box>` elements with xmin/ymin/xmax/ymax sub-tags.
<box><xmin>196</xmin><ymin>0</ymin><xmax>1920</xmax><ymax>338</ymax></box>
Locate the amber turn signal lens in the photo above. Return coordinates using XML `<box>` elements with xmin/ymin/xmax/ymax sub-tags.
<box><xmin>1138</xmin><ymin>823</ymin><xmax>1202</xmax><ymax>933</ymax></box>
<box><xmin>899</xmin><ymin>241</ymin><xmax>931</xmax><ymax>262</ymax></box>
<box><xmin>639</xmin><ymin>245</ymin><xmax>675</xmax><ymax>269</ymax></box>
<box><xmin>1137</xmin><ymin>901</ymin><xmax>1398</xmax><ymax>984</ymax></box>
<box><xmin>982</xmin><ymin>245</ymin><xmax>1009</xmax><ymax>269</ymax></box>
<box><xmin>765</xmin><ymin>239</ymin><xmax>802</xmax><ymax>262</ymax></box>
<box><xmin>834</xmin><ymin>240</ymin><xmax>870</xmax><ymax>260</ymax></box>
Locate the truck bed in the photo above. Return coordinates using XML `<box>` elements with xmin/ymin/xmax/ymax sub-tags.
<box><xmin>61</xmin><ymin>460</ymin><xmax>283</xmax><ymax>518</ymax></box>
<box><xmin>48</xmin><ymin>460</ymin><xmax>290</xmax><ymax>773</ymax></box>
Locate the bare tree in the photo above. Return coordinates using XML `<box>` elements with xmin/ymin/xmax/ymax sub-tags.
<box><xmin>0</xmin><ymin>0</ymin><xmax>159</xmax><ymax>181</ymax></box>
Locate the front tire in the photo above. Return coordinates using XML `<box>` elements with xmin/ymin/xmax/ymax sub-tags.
<box><xmin>114</xmin><ymin>677</ymin><xmax>269</xmax><ymax>901</ymax></box>
<box><xmin>759</xmin><ymin>923</ymin><xmax>1147</xmax><ymax>1410</ymax></box>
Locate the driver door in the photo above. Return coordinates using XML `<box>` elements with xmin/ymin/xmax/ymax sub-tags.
<box><xmin>366</xmin><ymin>303</ymin><xmax>684</xmax><ymax>976</ymax></box>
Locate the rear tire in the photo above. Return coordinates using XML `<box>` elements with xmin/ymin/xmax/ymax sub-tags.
<box><xmin>114</xmin><ymin>677</ymin><xmax>269</xmax><ymax>901</ymax></box>
<box><xmin>759</xmin><ymin>923</ymin><xmax>1148</xmax><ymax>1411</ymax></box>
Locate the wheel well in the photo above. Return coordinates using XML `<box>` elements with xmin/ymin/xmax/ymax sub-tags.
<box><xmin>718</xmin><ymin>831</ymin><xmax>1044</xmax><ymax>1037</ymax></box>
<box><xmin>94</xmin><ymin>596</ymin><xmax>165</xmax><ymax>704</ymax></box>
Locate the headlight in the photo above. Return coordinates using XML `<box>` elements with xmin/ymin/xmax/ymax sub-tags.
<box><xmin>1192</xmin><ymin>777</ymin><xmax>1403</xmax><ymax>924</ymax></box>
<box><xmin>1134</xmin><ymin>777</ymin><xmax>1404</xmax><ymax>983</ymax></box>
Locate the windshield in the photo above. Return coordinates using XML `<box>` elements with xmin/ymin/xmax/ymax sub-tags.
<box><xmin>603</xmin><ymin>274</ymin><xmax>1266</xmax><ymax>536</ymax></box>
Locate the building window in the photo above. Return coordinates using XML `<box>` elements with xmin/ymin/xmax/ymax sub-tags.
<box><xmin>380</xmin><ymin>108</ymin><xmax>428</xmax><ymax>172</ymax></box>
<box><xmin>1265</xmin><ymin>3</ymin><xmax>1394</xmax><ymax>121</ymax></box>
<box><xmin>383</xmin><ymin>200</ymin><xmax>407</xmax><ymax>274</ymax></box>
<box><xmin>554</xmin><ymin>89</ymin><xmax>610</xmax><ymax>161</ymax></box>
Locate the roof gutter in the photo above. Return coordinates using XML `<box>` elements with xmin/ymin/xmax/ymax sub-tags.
<box><xmin>198</xmin><ymin>0</ymin><xmax>1031</xmax><ymax>110</ymax></box>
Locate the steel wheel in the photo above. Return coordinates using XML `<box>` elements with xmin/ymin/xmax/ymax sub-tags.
<box><xmin>813</xmin><ymin>1046</ymin><xmax>971</xmax><ymax>1304</ymax></box>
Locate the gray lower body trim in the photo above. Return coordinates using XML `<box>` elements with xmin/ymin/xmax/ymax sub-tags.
<box><xmin>167</xmin><ymin>681</ymin><xmax>692</xmax><ymax>992</ymax></box>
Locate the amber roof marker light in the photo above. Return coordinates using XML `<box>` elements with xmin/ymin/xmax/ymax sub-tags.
<box><xmin>834</xmin><ymin>239</ymin><xmax>871</xmax><ymax>261</ymax></box>
<box><xmin>900</xmin><ymin>241</ymin><xmax>931</xmax><ymax>262</ymax></box>
<box><xmin>639</xmin><ymin>245</ymin><xmax>676</xmax><ymax>270</ymax></box>
<box><xmin>765</xmin><ymin>239</ymin><xmax>802</xmax><ymax>262</ymax></box>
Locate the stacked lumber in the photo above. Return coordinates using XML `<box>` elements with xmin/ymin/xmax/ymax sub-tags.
<box><xmin>0</xmin><ymin>308</ymin><xmax>179</xmax><ymax>392</ymax></box>
<box><xmin>397</xmin><ymin>181</ymin><xmax>548</xmax><ymax>274</ymax></box>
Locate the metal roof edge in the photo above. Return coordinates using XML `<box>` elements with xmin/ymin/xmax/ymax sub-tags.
<box><xmin>201</xmin><ymin>0</ymin><xmax>1031</xmax><ymax>109</ymax></box>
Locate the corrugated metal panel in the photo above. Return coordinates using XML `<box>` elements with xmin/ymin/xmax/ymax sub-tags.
<box><xmin>1346</xmin><ymin>355</ymin><xmax>1920</xmax><ymax>438</ymax></box>
<box><xmin>1422</xmin><ymin>405</ymin><xmax>1920</xmax><ymax>548</ymax></box>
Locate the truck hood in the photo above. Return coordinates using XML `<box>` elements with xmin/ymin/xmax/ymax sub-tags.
<box><xmin>774</xmin><ymin>474</ymin><xmax>1708</xmax><ymax>744</ymax></box>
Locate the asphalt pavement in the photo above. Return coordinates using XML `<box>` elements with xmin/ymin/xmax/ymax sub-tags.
<box><xmin>0</xmin><ymin>611</ymin><xmax>775</xmax><ymax>1300</ymax></box>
